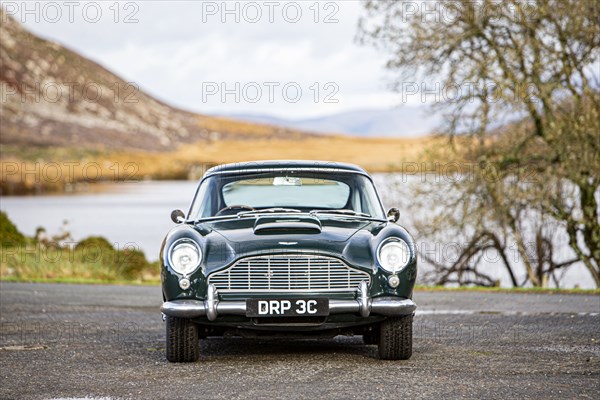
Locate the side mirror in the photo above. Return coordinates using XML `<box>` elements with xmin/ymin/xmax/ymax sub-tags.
<box><xmin>171</xmin><ymin>209</ymin><xmax>185</xmax><ymax>224</ymax></box>
<box><xmin>387</xmin><ymin>208</ymin><xmax>400</xmax><ymax>223</ymax></box>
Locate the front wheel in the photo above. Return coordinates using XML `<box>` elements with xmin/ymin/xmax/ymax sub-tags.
<box><xmin>166</xmin><ymin>315</ymin><xmax>199</xmax><ymax>362</ymax></box>
<box><xmin>378</xmin><ymin>314</ymin><xmax>413</xmax><ymax>360</ymax></box>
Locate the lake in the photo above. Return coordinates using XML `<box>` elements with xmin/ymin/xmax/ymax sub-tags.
<box><xmin>0</xmin><ymin>181</ymin><xmax>197</xmax><ymax>261</ymax></box>
<box><xmin>0</xmin><ymin>177</ymin><xmax>595</xmax><ymax>289</ymax></box>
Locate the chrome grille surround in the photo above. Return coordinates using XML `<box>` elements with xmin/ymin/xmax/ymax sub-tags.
<box><xmin>208</xmin><ymin>254</ymin><xmax>370</xmax><ymax>293</ymax></box>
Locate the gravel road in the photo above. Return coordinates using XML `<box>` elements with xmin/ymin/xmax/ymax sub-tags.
<box><xmin>0</xmin><ymin>282</ymin><xmax>598</xmax><ymax>399</ymax></box>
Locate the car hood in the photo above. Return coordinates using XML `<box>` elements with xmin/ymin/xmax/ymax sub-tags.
<box><xmin>194</xmin><ymin>216</ymin><xmax>386</xmax><ymax>273</ymax></box>
<box><xmin>208</xmin><ymin>216</ymin><xmax>370</xmax><ymax>243</ymax></box>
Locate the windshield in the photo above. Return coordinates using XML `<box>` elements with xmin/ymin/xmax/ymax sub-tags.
<box><xmin>188</xmin><ymin>171</ymin><xmax>385</xmax><ymax>219</ymax></box>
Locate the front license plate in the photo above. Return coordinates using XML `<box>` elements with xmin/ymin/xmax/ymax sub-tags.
<box><xmin>246</xmin><ymin>299</ymin><xmax>329</xmax><ymax>317</ymax></box>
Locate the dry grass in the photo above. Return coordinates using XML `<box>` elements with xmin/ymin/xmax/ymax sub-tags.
<box><xmin>195</xmin><ymin>115</ymin><xmax>309</xmax><ymax>139</ymax></box>
<box><xmin>0</xmin><ymin>242</ymin><xmax>159</xmax><ymax>283</ymax></box>
<box><xmin>175</xmin><ymin>135</ymin><xmax>442</xmax><ymax>172</ymax></box>
<box><xmin>1</xmin><ymin>135</ymin><xmax>452</xmax><ymax>194</ymax></box>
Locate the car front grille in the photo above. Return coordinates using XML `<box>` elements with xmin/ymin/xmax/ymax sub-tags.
<box><xmin>208</xmin><ymin>254</ymin><xmax>370</xmax><ymax>293</ymax></box>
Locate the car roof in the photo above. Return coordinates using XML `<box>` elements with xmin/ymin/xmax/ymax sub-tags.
<box><xmin>204</xmin><ymin>160</ymin><xmax>368</xmax><ymax>177</ymax></box>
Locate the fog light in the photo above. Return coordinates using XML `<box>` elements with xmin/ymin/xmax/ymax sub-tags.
<box><xmin>388</xmin><ymin>275</ymin><xmax>400</xmax><ymax>288</ymax></box>
<box><xmin>179</xmin><ymin>278</ymin><xmax>190</xmax><ymax>290</ymax></box>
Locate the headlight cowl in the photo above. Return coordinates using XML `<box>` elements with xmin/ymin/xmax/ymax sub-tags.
<box><xmin>377</xmin><ymin>237</ymin><xmax>411</xmax><ymax>274</ymax></box>
<box><xmin>169</xmin><ymin>239</ymin><xmax>202</xmax><ymax>276</ymax></box>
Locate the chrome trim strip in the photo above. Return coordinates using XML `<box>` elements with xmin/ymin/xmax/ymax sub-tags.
<box><xmin>202</xmin><ymin>288</ymin><xmax>365</xmax><ymax>294</ymax></box>
<box><xmin>206</xmin><ymin>167</ymin><xmax>371</xmax><ymax>177</ymax></box>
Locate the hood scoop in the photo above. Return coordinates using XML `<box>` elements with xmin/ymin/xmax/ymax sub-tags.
<box><xmin>253</xmin><ymin>215</ymin><xmax>322</xmax><ymax>235</ymax></box>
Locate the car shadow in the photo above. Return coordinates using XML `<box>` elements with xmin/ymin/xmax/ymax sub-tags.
<box><xmin>198</xmin><ymin>336</ymin><xmax>378</xmax><ymax>360</ymax></box>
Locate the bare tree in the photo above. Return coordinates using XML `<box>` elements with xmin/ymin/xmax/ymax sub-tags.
<box><xmin>360</xmin><ymin>0</ymin><xmax>600</xmax><ymax>287</ymax></box>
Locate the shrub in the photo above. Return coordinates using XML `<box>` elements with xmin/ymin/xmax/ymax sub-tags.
<box><xmin>0</xmin><ymin>212</ymin><xmax>26</xmax><ymax>246</ymax></box>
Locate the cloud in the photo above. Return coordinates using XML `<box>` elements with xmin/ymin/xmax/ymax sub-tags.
<box><xmin>7</xmin><ymin>0</ymin><xmax>402</xmax><ymax>118</ymax></box>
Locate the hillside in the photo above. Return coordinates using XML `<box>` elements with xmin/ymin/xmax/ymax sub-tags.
<box><xmin>0</xmin><ymin>11</ymin><xmax>309</xmax><ymax>151</ymax></box>
<box><xmin>0</xmin><ymin>9</ymin><xmax>442</xmax><ymax>195</ymax></box>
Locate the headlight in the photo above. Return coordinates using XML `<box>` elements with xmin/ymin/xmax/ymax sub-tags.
<box><xmin>169</xmin><ymin>239</ymin><xmax>202</xmax><ymax>275</ymax></box>
<box><xmin>377</xmin><ymin>238</ymin><xmax>411</xmax><ymax>273</ymax></box>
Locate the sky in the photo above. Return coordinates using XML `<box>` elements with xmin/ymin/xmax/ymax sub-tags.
<box><xmin>3</xmin><ymin>0</ymin><xmax>407</xmax><ymax>119</ymax></box>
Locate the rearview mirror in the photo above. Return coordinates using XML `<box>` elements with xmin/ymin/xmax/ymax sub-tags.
<box><xmin>387</xmin><ymin>208</ymin><xmax>400</xmax><ymax>223</ymax></box>
<box><xmin>273</xmin><ymin>176</ymin><xmax>302</xmax><ymax>186</ymax></box>
<box><xmin>171</xmin><ymin>209</ymin><xmax>185</xmax><ymax>224</ymax></box>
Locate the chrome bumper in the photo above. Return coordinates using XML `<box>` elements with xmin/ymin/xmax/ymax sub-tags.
<box><xmin>161</xmin><ymin>282</ymin><xmax>416</xmax><ymax>321</ymax></box>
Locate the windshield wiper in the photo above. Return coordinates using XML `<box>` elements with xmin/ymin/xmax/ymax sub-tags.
<box><xmin>196</xmin><ymin>208</ymin><xmax>383</xmax><ymax>223</ymax></box>
<box><xmin>309</xmin><ymin>209</ymin><xmax>372</xmax><ymax>218</ymax></box>
<box><xmin>193</xmin><ymin>215</ymin><xmax>239</xmax><ymax>223</ymax></box>
<box><xmin>193</xmin><ymin>208</ymin><xmax>302</xmax><ymax>222</ymax></box>
<box><xmin>237</xmin><ymin>208</ymin><xmax>302</xmax><ymax>217</ymax></box>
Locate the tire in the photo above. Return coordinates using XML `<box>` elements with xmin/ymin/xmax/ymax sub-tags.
<box><xmin>166</xmin><ymin>315</ymin><xmax>199</xmax><ymax>362</ymax></box>
<box><xmin>378</xmin><ymin>314</ymin><xmax>413</xmax><ymax>360</ymax></box>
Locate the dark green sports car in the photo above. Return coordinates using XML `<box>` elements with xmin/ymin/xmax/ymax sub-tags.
<box><xmin>160</xmin><ymin>161</ymin><xmax>417</xmax><ymax>361</ymax></box>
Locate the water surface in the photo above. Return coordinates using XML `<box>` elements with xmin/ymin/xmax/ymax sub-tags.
<box><xmin>1</xmin><ymin>181</ymin><xmax>197</xmax><ymax>261</ymax></box>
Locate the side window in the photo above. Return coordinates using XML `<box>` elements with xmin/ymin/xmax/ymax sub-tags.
<box><xmin>189</xmin><ymin>179</ymin><xmax>216</xmax><ymax>219</ymax></box>
<box><xmin>360</xmin><ymin>186</ymin><xmax>377</xmax><ymax>215</ymax></box>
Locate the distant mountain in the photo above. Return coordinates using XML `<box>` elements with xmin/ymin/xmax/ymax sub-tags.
<box><xmin>227</xmin><ymin>107</ymin><xmax>442</xmax><ymax>137</ymax></box>
<box><xmin>0</xmin><ymin>11</ymin><xmax>311</xmax><ymax>151</ymax></box>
